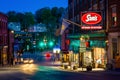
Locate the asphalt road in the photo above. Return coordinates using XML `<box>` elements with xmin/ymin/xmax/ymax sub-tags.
<box><xmin>0</xmin><ymin>63</ymin><xmax>120</xmax><ymax>80</ymax></box>
<box><xmin>0</xmin><ymin>55</ymin><xmax>120</xmax><ymax>80</ymax></box>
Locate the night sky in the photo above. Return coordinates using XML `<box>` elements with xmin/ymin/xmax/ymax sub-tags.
<box><xmin>0</xmin><ymin>0</ymin><xmax>68</xmax><ymax>14</ymax></box>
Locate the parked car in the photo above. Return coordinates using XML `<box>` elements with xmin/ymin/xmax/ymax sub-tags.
<box><xmin>23</xmin><ymin>58</ymin><xmax>34</xmax><ymax>64</ymax></box>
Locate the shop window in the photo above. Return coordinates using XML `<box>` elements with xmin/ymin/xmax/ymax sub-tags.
<box><xmin>112</xmin><ymin>16</ymin><xmax>117</xmax><ymax>27</ymax></box>
<box><xmin>94</xmin><ymin>48</ymin><xmax>106</xmax><ymax>68</ymax></box>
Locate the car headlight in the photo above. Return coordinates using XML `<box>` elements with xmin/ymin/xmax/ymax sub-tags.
<box><xmin>29</xmin><ymin>60</ymin><xmax>34</xmax><ymax>63</ymax></box>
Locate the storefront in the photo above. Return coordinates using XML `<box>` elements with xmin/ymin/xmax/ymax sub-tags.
<box><xmin>82</xmin><ymin>46</ymin><xmax>106</xmax><ymax>68</ymax></box>
<box><xmin>67</xmin><ymin>32</ymin><xmax>107</xmax><ymax>69</ymax></box>
<box><xmin>93</xmin><ymin>47</ymin><xmax>106</xmax><ymax>68</ymax></box>
<box><xmin>107</xmin><ymin>32</ymin><xmax>120</xmax><ymax>69</ymax></box>
<box><xmin>1</xmin><ymin>46</ymin><xmax>8</xmax><ymax>65</ymax></box>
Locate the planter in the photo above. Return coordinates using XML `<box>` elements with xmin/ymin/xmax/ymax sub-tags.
<box><xmin>64</xmin><ymin>65</ymin><xmax>68</xmax><ymax>69</ymax></box>
<box><xmin>73</xmin><ymin>66</ymin><xmax>77</xmax><ymax>70</ymax></box>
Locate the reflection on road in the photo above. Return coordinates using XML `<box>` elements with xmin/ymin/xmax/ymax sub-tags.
<box><xmin>20</xmin><ymin>64</ymin><xmax>38</xmax><ymax>75</ymax></box>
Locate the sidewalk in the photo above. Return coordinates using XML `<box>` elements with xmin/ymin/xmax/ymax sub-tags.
<box><xmin>51</xmin><ymin>64</ymin><xmax>120</xmax><ymax>75</ymax></box>
<box><xmin>0</xmin><ymin>64</ymin><xmax>20</xmax><ymax>70</ymax></box>
<box><xmin>52</xmin><ymin>66</ymin><xmax>105</xmax><ymax>72</ymax></box>
<box><xmin>50</xmin><ymin>61</ymin><xmax>120</xmax><ymax>73</ymax></box>
<box><xmin>50</xmin><ymin>61</ymin><xmax>105</xmax><ymax>72</ymax></box>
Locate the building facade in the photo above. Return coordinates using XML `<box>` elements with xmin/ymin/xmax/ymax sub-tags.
<box><xmin>65</xmin><ymin>0</ymin><xmax>107</xmax><ymax>68</ymax></box>
<box><xmin>0</xmin><ymin>12</ymin><xmax>8</xmax><ymax>65</ymax></box>
<box><xmin>8</xmin><ymin>30</ymin><xmax>14</xmax><ymax>65</ymax></box>
<box><xmin>107</xmin><ymin>0</ymin><xmax>120</xmax><ymax>69</ymax></box>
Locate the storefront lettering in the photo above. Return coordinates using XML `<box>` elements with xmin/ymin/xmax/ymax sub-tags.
<box><xmin>86</xmin><ymin>14</ymin><xmax>97</xmax><ymax>22</ymax></box>
<box><xmin>81</xmin><ymin>12</ymin><xmax>102</xmax><ymax>25</ymax></box>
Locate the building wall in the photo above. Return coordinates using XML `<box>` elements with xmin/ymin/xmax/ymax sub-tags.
<box><xmin>8</xmin><ymin>30</ymin><xmax>14</xmax><ymax>65</ymax></box>
<box><xmin>67</xmin><ymin>0</ymin><xmax>107</xmax><ymax>68</ymax></box>
<box><xmin>107</xmin><ymin>0</ymin><xmax>120</xmax><ymax>69</ymax></box>
<box><xmin>0</xmin><ymin>12</ymin><xmax>8</xmax><ymax>65</ymax></box>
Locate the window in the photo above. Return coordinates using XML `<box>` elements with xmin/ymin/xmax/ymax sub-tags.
<box><xmin>111</xmin><ymin>5</ymin><xmax>117</xmax><ymax>27</ymax></box>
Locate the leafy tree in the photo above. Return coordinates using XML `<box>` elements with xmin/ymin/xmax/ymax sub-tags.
<box><xmin>16</xmin><ymin>12</ymin><xmax>25</xmax><ymax>30</ymax></box>
<box><xmin>51</xmin><ymin>7</ymin><xmax>59</xmax><ymax>17</ymax></box>
<box><xmin>35</xmin><ymin>8</ymin><xmax>43</xmax><ymax>23</ymax></box>
<box><xmin>7</xmin><ymin>11</ymin><xmax>18</xmax><ymax>22</ymax></box>
<box><xmin>23</xmin><ymin>12</ymin><xmax>35</xmax><ymax>30</ymax></box>
<box><xmin>35</xmin><ymin>7</ymin><xmax>66</xmax><ymax>40</ymax></box>
<box><xmin>40</xmin><ymin>7</ymin><xmax>51</xmax><ymax>24</ymax></box>
<box><xmin>7</xmin><ymin>11</ymin><xmax>35</xmax><ymax>30</ymax></box>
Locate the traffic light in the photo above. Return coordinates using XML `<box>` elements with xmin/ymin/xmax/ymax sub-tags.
<box><xmin>45</xmin><ymin>53</ymin><xmax>51</xmax><ymax>57</ymax></box>
<box><xmin>48</xmin><ymin>41</ymin><xmax>54</xmax><ymax>47</ymax></box>
<box><xmin>39</xmin><ymin>41</ymin><xmax>44</xmax><ymax>47</ymax></box>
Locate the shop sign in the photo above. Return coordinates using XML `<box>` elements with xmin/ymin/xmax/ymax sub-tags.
<box><xmin>81</xmin><ymin>26</ymin><xmax>102</xmax><ymax>29</ymax></box>
<box><xmin>81</xmin><ymin>12</ymin><xmax>102</xmax><ymax>25</ymax></box>
<box><xmin>81</xmin><ymin>12</ymin><xmax>102</xmax><ymax>30</ymax></box>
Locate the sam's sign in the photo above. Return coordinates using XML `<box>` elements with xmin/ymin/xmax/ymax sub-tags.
<box><xmin>81</xmin><ymin>12</ymin><xmax>102</xmax><ymax>29</ymax></box>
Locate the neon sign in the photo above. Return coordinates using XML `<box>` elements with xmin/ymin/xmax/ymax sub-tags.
<box><xmin>81</xmin><ymin>12</ymin><xmax>102</xmax><ymax>25</ymax></box>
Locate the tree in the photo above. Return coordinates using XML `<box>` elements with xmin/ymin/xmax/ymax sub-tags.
<box><xmin>51</xmin><ymin>7</ymin><xmax>59</xmax><ymax>17</ymax></box>
<box><xmin>7</xmin><ymin>11</ymin><xmax>18</xmax><ymax>22</ymax></box>
<box><xmin>23</xmin><ymin>12</ymin><xmax>35</xmax><ymax>30</ymax></box>
<box><xmin>16</xmin><ymin>12</ymin><xmax>25</xmax><ymax>30</ymax></box>
<box><xmin>35</xmin><ymin>8</ymin><xmax>44</xmax><ymax>23</ymax></box>
<box><xmin>7</xmin><ymin>11</ymin><xmax>35</xmax><ymax>31</ymax></box>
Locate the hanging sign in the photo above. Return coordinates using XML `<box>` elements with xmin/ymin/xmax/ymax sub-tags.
<box><xmin>81</xmin><ymin>12</ymin><xmax>102</xmax><ymax>30</ymax></box>
<box><xmin>81</xmin><ymin>12</ymin><xmax>102</xmax><ymax>25</ymax></box>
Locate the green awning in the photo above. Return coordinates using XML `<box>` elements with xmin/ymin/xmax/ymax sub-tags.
<box><xmin>67</xmin><ymin>32</ymin><xmax>106</xmax><ymax>38</ymax></box>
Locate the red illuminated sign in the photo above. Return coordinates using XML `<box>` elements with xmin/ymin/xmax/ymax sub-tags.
<box><xmin>81</xmin><ymin>12</ymin><xmax>102</xmax><ymax>25</ymax></box>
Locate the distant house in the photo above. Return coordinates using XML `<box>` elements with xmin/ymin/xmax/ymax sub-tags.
<box><xmin>28</xmin><ymin>23</ymin><xmax>47</xmax><ymax>32</ymax></box>
<box><xmin>8</xmin><ymin>22</ymin><xmax>21</xmax><ymax>31</ymax></box>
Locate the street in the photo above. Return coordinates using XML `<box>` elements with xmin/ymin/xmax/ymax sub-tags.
<box><xmin>0</xmin><ymin>0</ymin><xmax>120</xmax><ymax>80</ymax></box>
<box><xmin>0</xmin><ymin>56</ymin><xmax>120</xmax><ymax>80</ymax></box>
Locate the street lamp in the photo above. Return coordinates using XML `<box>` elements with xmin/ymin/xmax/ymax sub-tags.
<box><xmin>11</xmin><ymin>30</ymin><xmax>14</xmax><ymax>33</ymax></box>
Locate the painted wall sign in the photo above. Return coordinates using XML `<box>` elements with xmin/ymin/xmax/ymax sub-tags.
<box><xmin>81</xmin><ymin>12</ymin><xmax>102</xmax><ymax>25</ymax></box>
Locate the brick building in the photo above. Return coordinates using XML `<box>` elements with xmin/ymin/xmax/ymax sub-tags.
<box><xmin>64</xmin><ymin>0</ymin><xmax>120</xmax><ymax>69</ymax></box>
<box><xmin>8</xmin><ymin>30</ymin><xmax>14</xmax><ymax>65</ymax></box>
<box><xmin>65</xmin><ymin>0</ymin><xmax>107</xmax><ymax>68</ymax></box>
<box><xmin>0</xmin><ymin>12</ymin><xmax>8</xmax><ymax>65</ymax></box>
<box><xmin>107</xmin><ymin>0</ymin><xmax>120</xmax><ymax>69</ymax></box>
